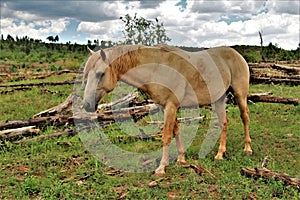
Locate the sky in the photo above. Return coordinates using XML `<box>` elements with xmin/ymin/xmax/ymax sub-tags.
<box><xmin>0</xmin><ymin>0</ymin><xmax>299</xmax><ymax>50</ymax></box>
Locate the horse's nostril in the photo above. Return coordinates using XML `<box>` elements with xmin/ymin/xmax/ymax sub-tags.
<box><xmin>83</xmin><ymin>102</ymin><xmax>91</xmax><ymax>111</ymax></box>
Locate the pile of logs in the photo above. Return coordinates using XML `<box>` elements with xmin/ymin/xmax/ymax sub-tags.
<box><xmin>249</xmin><ymin>63</ymin><xmax>300</xmax><ymax>85</ymax></box>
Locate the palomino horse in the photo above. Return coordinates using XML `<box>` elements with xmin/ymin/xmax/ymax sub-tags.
<box><xmin>82</xmin><ymin>44</ymin><xmax>252</xmax><ymax>175</ymax></box>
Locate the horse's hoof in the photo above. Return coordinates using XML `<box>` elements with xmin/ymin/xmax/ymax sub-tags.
<box><xmin>214</xmin><ymin>154</ymin><xmax>224</xmax><ymax>160</ymax></box>
<box><xmin>154</xmin><ymin>166</ymin><xmax>166</xmax><ymax>176</ymax></box>
<box><xmin>176</xmin><ymin>160</ymin><xmax>187</xmax><ymax>166</ymax></box>
<box><xmin>244</xmin><ymin>150</ymin><xmax>253</xmax><ymax>156</ymax></box>
<box><xmin>154</xmin><ymin>170</ymin><xmax>165</xmax><ymax>176</ymax></box>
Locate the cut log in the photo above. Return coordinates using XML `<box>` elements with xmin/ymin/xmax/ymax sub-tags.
<box><xmin>271</xmin><ymin>64</ymin><xmax>300</xmax><ymax>75</ymax></box>
<box><xmin>250</xmin><ymin>75</ymin><xmax>300</xmax><ymax>85</ymax></box>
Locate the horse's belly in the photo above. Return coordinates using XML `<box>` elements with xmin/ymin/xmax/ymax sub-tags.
<box><xmin>181</xmin><ymin>81</ymin><xmax>229</xmax><ymax>107</ymax></box>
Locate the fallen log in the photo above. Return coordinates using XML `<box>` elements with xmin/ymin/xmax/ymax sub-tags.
<box><xmin>247</xmin><ymin>93</ymin><xmax>299</xmax><ymax>106</ymax></box>
<box><xmin>70</xmin><ymin>103</ymin><xmax>160</xmax><ymax>126</ymax></box>
<box><xmin>0</xmin><ymin>116</ymin><xmax>69</xmax><ymax>131</ymax></box>
<box><xmin>0</xmin><ymin>126</ymin><xmax>40</xmax><ymax>141</ymax></box>
<box><xmin>241</xmin><ymin>156</ymin><xmax>300</xmax><ymax>191</ymax></box>
<box><xmin>0</xmin><ymin>87</ymin><xmax>32</xmax><ymax>94</ymax></box>
<box><xmin>0</xmin><ymin>80</ymin><xmax>77</xmax><ymax>88</ymax></box>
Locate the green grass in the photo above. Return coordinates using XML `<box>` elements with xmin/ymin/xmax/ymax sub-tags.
<box><xmin>0</xmin><ymin>82</ymin><xmax>299</xmax><ymax>199</ymax></box>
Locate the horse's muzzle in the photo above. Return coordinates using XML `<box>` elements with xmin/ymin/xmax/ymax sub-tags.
<box><xmin>82</xmin><ymin>101</ymin><xmax>98</xmax><ymax>112</ymax></box>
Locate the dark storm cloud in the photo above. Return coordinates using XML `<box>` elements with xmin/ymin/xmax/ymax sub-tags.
<box><xmin>271</xmin><ymin>1</ymin><xmax>300</xmax><ymax>15</ymax></box>
<box><xmin>1</xmin><ymin>1</ymin><xmax>118</xmax><ymax>22</ymax></box>
<box><xmin>122</xmin><ymin>0</ymin><xmax>165</xmax><ymax>9</ymax></box>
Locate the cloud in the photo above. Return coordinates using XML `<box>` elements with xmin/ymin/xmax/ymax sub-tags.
<box><xmin>0</xmin><ymin>17</ymin><xmax>70</xmax><ymax>40</ymax></box>
<box><xmin>0</xmin><ymin>0</ymin><xmax>299</xmax><ymax>49</ymax></box>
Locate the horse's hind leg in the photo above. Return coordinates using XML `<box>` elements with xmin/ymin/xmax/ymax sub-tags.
<box><xmin>174</xmin><ymin>121</ymin><xmax>186</xmax><ymax>165</ymax></box>
<box><xmin>215</xmin><ymin>94</ymin><xmax>228</xmax><ymax>160</ymax></box>
<box><xmin>235</xmin><ymin>94</ymin><xmax>252</xmax><ymax>155</ymax></box>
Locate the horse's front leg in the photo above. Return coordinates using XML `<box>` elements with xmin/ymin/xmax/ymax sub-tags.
<box><xmin>155</xmin><ymin>103</ymin><xmax>177</xmax><ymax>175</ymax></box>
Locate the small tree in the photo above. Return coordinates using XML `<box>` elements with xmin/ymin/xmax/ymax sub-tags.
<box><xmin>54</xmin><ymin>35</ymin><xmax>59</xmax><ymax>42</ymax></box>
<box><xmin>47</xmin><ymin>36</ymin><xmax>54</xmax><ymax>42</ymax></box>
<box><xmin>120</xmin><ymin>13</ymin><xmax>171</xmax><ymax>46</ymax></box>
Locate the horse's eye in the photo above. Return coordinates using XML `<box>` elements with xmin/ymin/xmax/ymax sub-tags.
<box><xmin>96</xmin><ymin>72</ymin><xmax>104</xmax><ymax>79</ymax></box>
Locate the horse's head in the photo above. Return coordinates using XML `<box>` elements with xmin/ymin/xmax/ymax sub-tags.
<box><xmin>82</xmin><ymin>47</ymin><xmax>117</xmax><ymax>112</ymax></box>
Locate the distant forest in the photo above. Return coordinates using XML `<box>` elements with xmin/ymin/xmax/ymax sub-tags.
<box><xmin>1</xmin><ymin>34</ymin><xmax>299</xmax><ymax>64</ymax></box>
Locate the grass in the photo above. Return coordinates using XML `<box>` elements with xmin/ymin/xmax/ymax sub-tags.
<box><xmin>0</xmin><ymin>79</ymin><xmax>299</xmax><ymax>199</ymax></box>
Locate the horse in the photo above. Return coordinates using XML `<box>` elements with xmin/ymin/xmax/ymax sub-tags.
<box><xmin>82</xmin><ymin>44</ymin><xmax>252</xmax><ymax>175</ymax></box>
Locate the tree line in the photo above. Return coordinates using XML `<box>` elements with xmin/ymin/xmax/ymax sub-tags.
<box><xmin>1</xmin><ymin>13</ymin><xmax>299</xmax><ymax>63</ymax></box>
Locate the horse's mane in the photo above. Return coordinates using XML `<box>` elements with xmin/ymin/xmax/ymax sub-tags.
<box><xmin>83</xmin><ymin>44</ymin><xmax>187</xmax><ymax>80</ymax></box>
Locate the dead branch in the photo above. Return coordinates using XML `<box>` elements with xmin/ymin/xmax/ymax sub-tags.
<box><xmin>33</xmin><ymin>93</ymin><xmax>74</xmax><ymax>118</ymax></box>
<box><xmin>241</xmin><ymin>156</ymin><xmax>300</xmax><ymax>191</ymax></box>
<box><xmin>98</xmin><ymin>92</ymin><xmax>139</xmax><ymax>110</ymax></box>
<box><xmin>15</xmin><ymin>130</ymin><xmax>76</xmax><ymax>144</ymax></box>
<box><xmin>182</xmin><ymin>164</ymin><xmax>216</xmax><ymax>179</ymax></box>
<box><xmin>147</xmin><ymin>116</ymin><xmax>205</xmax><ymax>125</ymax></box>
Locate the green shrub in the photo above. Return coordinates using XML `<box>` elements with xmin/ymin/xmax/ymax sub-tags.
<box><xmin>9</xmin><ymin>64</ymin><xmax>18</xmax><ymax>72</ymax></box>
<box><xmin>49</xmin><ymin>65</ymin><xmax>57</xmax><ymax>71</ymax></box>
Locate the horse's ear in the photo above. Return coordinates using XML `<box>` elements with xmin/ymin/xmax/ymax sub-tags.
<box><xmin>87</xmin><ymin>46</ymin><xmax>94</xmax><ymax>55</ymax></box>
<box><xmin>100</xmin><ymin>49</ymin><xmax>106</xmax><ymax>61</ymax></box>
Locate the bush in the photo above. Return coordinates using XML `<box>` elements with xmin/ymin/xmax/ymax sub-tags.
<box><xmin>49</xmin><ymin>65</ymin><xmax>57</xmax><ymax>71</ymax></box>
<box><xmin>9</xmin><ymin>64</ymin><xmax>18</xmax><ymax>72</ymax></box>
<box><xmin>242</xmin><ymin>51</ymin><xmax>260</xmax><ymax>63</ymax></box>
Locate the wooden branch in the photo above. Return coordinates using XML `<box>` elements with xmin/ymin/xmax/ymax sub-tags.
<box><xmin>241</xmin><ymin>156</ymin><xmax>300</xmax><ymax>191</ymax></box>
